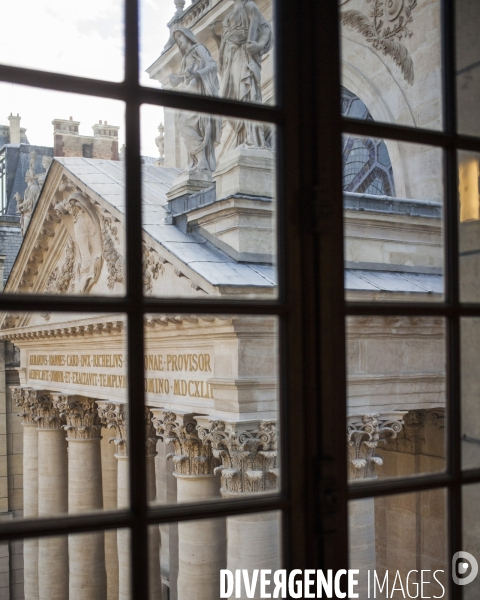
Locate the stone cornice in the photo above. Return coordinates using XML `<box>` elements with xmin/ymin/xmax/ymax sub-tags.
<box><xmin>346</xmin><ymin>316</ymin><xmax>445</xmax><ymax>337</ymax></box>
<box><xmin>0</xmin><ymin>319</ymin><xmax>125</xmax><ymax>340</ymax></box>
<box><xmin>152</xmin><ymin>410</ymin><xmax>219</xmax><ymax>475</ymax></box>
<box><xmin>197</xmin><ymin>419</ymin><xmax>278</xmax><ymax>494</ymax></box>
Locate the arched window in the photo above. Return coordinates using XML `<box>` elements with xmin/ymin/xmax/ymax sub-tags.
<box><xmin>341</xmin><ymin>87</ymin><xmax>396</xmax><ymax>197</ymax></box>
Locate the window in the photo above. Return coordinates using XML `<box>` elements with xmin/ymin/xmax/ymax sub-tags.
<box><xmin>0</xmin><ymin>0</ymin><xmax>478</xmax><ymax>598</ymax></box>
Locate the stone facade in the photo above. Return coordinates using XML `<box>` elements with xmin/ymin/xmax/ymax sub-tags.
<box><xmin>53</xmin><ymin>117</ymin><xmax>119</xmax><ymax>161</ymax></box>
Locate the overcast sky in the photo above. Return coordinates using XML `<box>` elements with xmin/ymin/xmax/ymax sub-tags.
<box><xmin>0</xmin><ymin>0</ymin><xmax>176</xmax><ymax>157</ymax></box>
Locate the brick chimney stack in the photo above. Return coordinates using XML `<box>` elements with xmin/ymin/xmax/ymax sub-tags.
<box><xmin>8</xmin><ymin>113</ymin><xmax>21</xmax><ymax>144</ymax></box>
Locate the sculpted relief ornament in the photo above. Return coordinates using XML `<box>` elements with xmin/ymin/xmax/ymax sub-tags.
<box><xmin>341</xmin><ymin>0</ymin><xmax>417</xmax><ymax>84</ymax></box>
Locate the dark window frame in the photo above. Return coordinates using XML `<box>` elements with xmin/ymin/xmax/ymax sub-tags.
<box><xmin>0</xmin><ymin>0</ymin><xmax>478</xmax><ymax>597</ymax></box>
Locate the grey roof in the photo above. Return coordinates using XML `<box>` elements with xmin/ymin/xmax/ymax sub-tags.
<box><xmin>344</xmin><ymin>191</ymin><xmax>442</xmax><ymax>219</ymax></box>
<box><xmin>56</xmin><ymin>158</ymin><xmax>277</xmax><ymax>289</ymax></box>
<box><xmin>0</xmin><ymin>222</ymin><xmax>23</xmax><ymax>284</ymax></box>
<box><xmin>50</xmin><ymin>158</ymin><xmax>444</xmax><ymax>295</ymax></box>
<box><xmin>345</xmin><ymin>270</ymin><xmax>443</xmax><ymax>294</ymax></box>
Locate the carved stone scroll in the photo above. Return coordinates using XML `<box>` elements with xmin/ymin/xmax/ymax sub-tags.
<box><xmin>54</xmin><ymin>396</ymin><xmax>102</xmax><ymax>440</ymax></box>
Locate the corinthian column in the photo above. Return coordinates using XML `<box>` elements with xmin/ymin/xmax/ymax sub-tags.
<box><xmin>153</xmin><ymin>411</ymin><xmax>224</xmax><ymax>600</ymax></box>
<box><xmin>99</xmin><ymin>403</ymin><xmax>162</xmax><ymax>600</ymax></box>
<box><xmin>97</xmin><ymin>401</ymin><xmax>119</xmax><ymax>600</ymax></box>
<box><xmin>12</xmin><ymin>387</ymin><xmax>39</xmax><ymax>600</ymax></box>
<box><xmin>55</xmin><ymin>395</ymin><xmax>107</xmax><ymax>600</ymax></box>
<box><xmin>198</xmin><ymin>419</ymin><xmax>279</xmax><ymax>600</ymax></box>
<box><xmin>35</xmin><ymin>393</ymin><xmax>68</xmax><ymax>600</ymax></box>
<box><xmin>347</xmin><ymin>413</ymin><xmax>405</xmax><ymax>597</ymax></box>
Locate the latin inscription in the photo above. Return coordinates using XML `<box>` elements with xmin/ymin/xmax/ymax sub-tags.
<box><xmin>28</xmin><ymin>351</ymin><xmax>214</xmax><ymax>400</ymax></box>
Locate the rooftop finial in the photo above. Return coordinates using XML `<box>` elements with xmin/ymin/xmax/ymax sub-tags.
<box><xmin>174</xmin><ymin>0</ymin><xmax>185</xmax><ymax>16</ymax></box>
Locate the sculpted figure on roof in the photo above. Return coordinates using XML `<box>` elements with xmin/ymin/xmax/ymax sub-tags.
<box><xmin>14</xmin><ymin>152</ymin><xmax>42</xmax><ymax>235</ymax></box>
<box><xmin>211</xmin><ymin>0</ymin><xmax>273</xmax><ymax>150</ymax></box>
<box><xmin>169</xmin><ymin>28</ymin><xmax>221</xmax><ymax>174</ymax></box>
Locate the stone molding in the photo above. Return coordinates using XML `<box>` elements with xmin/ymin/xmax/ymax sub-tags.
<box><xmin>152</xmin><ymin>410</ymin><xmax>219</xmax><ymax>476</ymax></box>
<box><xmin>197</xmin><ymin>420</ymin><xmax>278</xmax><ymax>494</ymax></box>
<box><xmin>54</xmin><ymin>396</ymin><xmax>102</xmax><ymax>440</ymax></box>
<box><xmin>347</xmin><ymin>412</ymin><xmax>405</xmax><ymax>480</ymax></box>
<box><xmin>0</xmin><ymin>320</ymin><xmax>125</xmax><ymax>339</ymax></box>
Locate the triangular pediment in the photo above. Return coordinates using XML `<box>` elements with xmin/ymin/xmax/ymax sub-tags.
<box><xmin>4</xmin><ymin>158</ymin><xmax>275</xmax><ymax>317</ymax></box>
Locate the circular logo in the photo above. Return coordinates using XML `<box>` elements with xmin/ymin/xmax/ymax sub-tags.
<box><xmin>452</xmin><ymin>551</ymin><xmax>478</xmax><ymax>586</ymax></box>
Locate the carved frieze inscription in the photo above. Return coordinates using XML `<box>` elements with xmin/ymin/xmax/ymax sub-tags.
<box><xmin>27</xmin><ymin>348</ymin><xmax>214</xmax><ymax>401</ymax></box>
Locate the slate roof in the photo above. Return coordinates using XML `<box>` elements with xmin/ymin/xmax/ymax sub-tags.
<box><xmin>56</xmin><ymin>157</ymin><xmax>277</xmax><ymax>290</ymax></box>
<box><xmin>0</xmin><ymin>220</ymin><xmax>23</xmax><ymax>285</ymax></box>
<box><xmin>44</xmin><ymin>158</ymin><xmax>444</xmax><ymax>295</ymax></box>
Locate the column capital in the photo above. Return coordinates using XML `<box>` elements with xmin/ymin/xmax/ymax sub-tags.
<box><xmin>54</xmin><ymin>395</ymin><xmax>102</xmax><ymax>440</ymax></box>
<box><xmin>34</xmin><ymin>392</ymin><xmax>66</xmax><ymax>430</ymax></box>
<box><xmin>11</xmin><ymin>386</ymin><xmax>38</xmax><ymax>425</ymax></box>
<box><xmin>98</xmin><ymin>403</ymin><xmax>158</xmax><ymax>457</ymax></box>
<box><xmin>152</xmin><ymin>410</ymin><xmax>218</xmax><ymax>476</ymax></box>
<box><xmin>196</xmin><ymin>419</ymin><xmax>278</xmax><ymax>494</ymax></box>
<box><xmin>98</xmin><ymin>402</ymin><xmax>127</xmax><ymax>456</ymax></box>
<box><xmin>347</xmin><ymin>412</ymin><xmax>405</xmax><ymax>480</ymax></box>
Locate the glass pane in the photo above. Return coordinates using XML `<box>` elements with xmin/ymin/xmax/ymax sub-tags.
<box><xmin>458</xmin><ymin>150</ymin><xmax>480</xmax><ymax>302</ymax></box>
<box><xmin>0</xmin><ymin>84</ymin><xmax>125</xmax><ymax>296</ymax></box>
<box><xmin>149</xmin><ymin>511</ymin><xmax>282</xmax><ymax>599</ymax></box>
<box><xmin>140</xmin><ymin>0</ymin><xmax>276</xmax><ymax>105</ymax></box>
<box><xmin>456</xmin><ymin>0</ymin><xmax>480</xmax><ymax>136</ymax></box>
<box><xmin>0</xmin><ymin>2</ymin><xmax>124</xmax><ymax>82</ymax></box>
<box><xmin>461</xmin><ymin>318</ymin><xmax>480</xmax><ymax>469</ymax></box>
<box><xmin>144</xmin><ymin>314</ymin><xmax>280</xmax><ymax>505</ymax></box>
<box><xmin>340</xmin><ymin>0</ymin><xmax>442</xmax><ymax>130</ymax></box>
<box><xmin>6</xmin><ymin>529</ymin><xmax>129</xmax><ymax>599</ymax></box>
<box><xmin>462</xmin><ymin>484</ymin><xmax>480</xmax><ymax>598</ymax></box>
<box><xmin>0</xmin><ymin>311</ymin><xmax>129</xmax><ymax>519</ymax></box>
<box><xmin>141</xmin><ymin>104</ymin><xmax>277</xmax><ymax>299</ymax></box>
<box><xmin>344</xmin><ymin>137</ymin><xmax>444</xmax><ymax>302</ymax></box>
<box><xmin>347</xmin><ymin>316</ymin><xmax>446</xmax><ymax>480</ymax></box>
<box><xmin>349</xmin><ymin>490</ymin><xmax>448</xmax><ymax>598</ymax></box>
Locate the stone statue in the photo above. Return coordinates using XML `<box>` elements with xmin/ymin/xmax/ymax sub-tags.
<box><xmin>211</xmin><ymin>0</ymin><xmax>273</xmax><ymax>150</ymax></box>
<box><xmin>169</xmin><ymin>28</ymin><xmax>221</xmax><ymax>174</ymax></box>
<box><xmin>36</xmin><ymin>155</ymin><xmax>53</xmax><ymax>189</ymax></box>
<box><xmin>155</xmin><ymin>123</ymin><xmax>165</xmax><ymax>166</ymax></box>
<box><xmin>15</xmin><ymin>154</ymin><xmax>41</xmax><ymax>235</ymax></box>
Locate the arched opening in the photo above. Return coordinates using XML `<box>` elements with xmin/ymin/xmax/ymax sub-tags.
<box><xmin>341</xmin><ymin>86</ymin><xmax>396</xmax><ymax>197</ymax></box>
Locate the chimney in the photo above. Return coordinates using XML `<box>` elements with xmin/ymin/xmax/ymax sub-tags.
<box><xmin>8</xmin><ymin>113</ymin><xmax>21</xmax><ymax>144</ymax></box>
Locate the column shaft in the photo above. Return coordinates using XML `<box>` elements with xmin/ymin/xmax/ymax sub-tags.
<box><xmin>23</xmin><ymin>424</ymin><xmax>39</xmax><ymax>600</ymax></box>
<box><xmin>117</xmin><ymin>455</ymin><xmax>130</xmax><ymax>600</ymax></box>
<box><xmin>38</xmin><ymin>428</ymin><xmax>68</xmax><ymax>600</ymax></box>
<box><xmin>68</xmin><ymin>438</ymin><xmax>106</xmax><ymax>600</ymax></box>
<box><xmin>226</xmin><ymin>511</ymin><xmax>280</xmax><ymax>599</ymax></box>
<box><xmin>101</xmin><ymin>435</ymin><xmax>119</xmax><ymax>600</ymax></box>
<box><xmin>147</xmin><ymin>454</ymin><xmax>162</xmax><ymax>600</ymax></box>
<box><xmin>176</xmin><ymin>475</ymin><xmax>225</xmax><ymax>600</ymax></box>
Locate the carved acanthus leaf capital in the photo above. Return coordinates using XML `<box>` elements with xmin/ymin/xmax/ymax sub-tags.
<box><xmin>153</xmin><ymin>411</ymin><xmax>218</xmax><ymax>475</ymax></box>
<box><xmin>12</xmin><ymin>387</ymin><xmax>37</xmax><ymax>425</ymax></box>
<box><xmin>98</xmin><ymin>402</ymin><xmax>128</xmax><ymax>456</ymax></box>
<box><xmin>34</xmin><ymin>393</ymin><xmax>65</xmax><ymax>430</ymax></box>
<box><xmin>197</xmin><ymin>420</ymin><xmax>278</xmax><ymax>494</ymax></box>
<box><xmin>347</xmin><ymin>412</ymin><xmax>405</xmax><ymax>480</ymax></box>
<box><xmin>54</xmin><ymin>396</ymin><xmax>102</xmax><ymax>440</ymax></box>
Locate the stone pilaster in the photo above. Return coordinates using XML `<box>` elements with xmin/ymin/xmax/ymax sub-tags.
<box><xmin>347</xmin><ymin>412</ymin><xmax>405</xmax><ymax>598</ymax></box>
<box><xmin>347</xmin><ymin>412</ymin><xmax>405</xmax><ymax>480</ymax></box>
<box><xmin>54</xmin><ymin>395</ymin><xmax>106</xmax><ymax>600</ymax></box>
<box><xmin>197</xmin><ymin>419</ymin><xmax>280</xmax><ymax>598</ymax></box>
<box><xmin>12</xmin><ymin>387</ymin><xmax>39</xmax><ymax>600</ymax></box>
<box><xmin>34</xmin><ymin>393</ymin><xmax>69</xmax><ymax>600</ymax></box>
